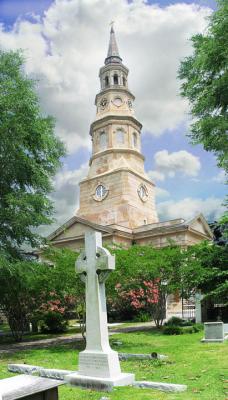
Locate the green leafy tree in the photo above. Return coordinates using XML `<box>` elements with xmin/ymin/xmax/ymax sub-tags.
<box><xmin>0</xmin><ymin>50</ymin><xmax>65</xmax><ymax>257</ymax></box>
<box><xmin>107</xmin><ymin>244</ymin><xmax>184</xmax><ymax>327</ymax></box>
<box><xmin>0</xmin><ymin>247</ymin><xmax>80</xmax><ymax>341</ymax></box>
<box><xmin>182</xmin><ymin>241</ymin><xmax>228</xmax><ymax>302</ymax></box>
<box><xmin>178</xmin><ymin>0</ymin><xmax>228</xmax><ymax>172</ymax></box>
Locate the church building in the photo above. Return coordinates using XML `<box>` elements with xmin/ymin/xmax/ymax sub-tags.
<box><xmin>48</xmin><ymin>27</ymin><xmax>213</xmax><ymax>252</ymax></box>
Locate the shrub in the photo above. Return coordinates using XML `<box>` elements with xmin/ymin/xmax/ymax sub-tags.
<box><xmin>39</xmin><ymin>311</ymin><xmax>68</xmax><ymax>333</ymax></box>
<box><xmin>163</xmin><ymin>325</ymin><xmax>183</xmax><ymax>335</ymax></box>
<box><xmin>192</xmin><ymin>323</ymin><xmax>204</xmax><ymax>332</ymax></box>
<box><xmin>165</xmin><ymin>317</ymin><xmax>193</xmax><ymax>327</ymax></box>
<box><xmin>133</xmin><ymin>312</ymin><xmax>151</xmax><ymax>322</ymax></box>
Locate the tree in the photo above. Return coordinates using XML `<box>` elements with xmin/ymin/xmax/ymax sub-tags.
<box><xmin>0</xmin><ymin>247</ymin><xmax>81</xmax><ymax>341</ymax></box>
<box><xmin>182</xmin><ymin>241</ymin><xmax>228</xmax><ymax>303</ymax></box>
<box><xmin>178</xmin><ymin>0</ymin><xmax>228</xmax><ymax>173</ymax></box>
<box><xmin>107</xmin><ymin>244</ymin><xmax>184</xmax><ymax>327</ymax></box>
<box><xmin>0</xmin><ymin>50</ymin><xmax>65</xmax><ymax>257</ymax></box>
<box><xmin>0</xmin><ymin>254</ymin><xmax>48</xmax><ymax>341</ymax></box>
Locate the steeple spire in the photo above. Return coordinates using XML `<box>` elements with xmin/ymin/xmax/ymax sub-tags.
<box><xmin>105</xmin><ymin>23</ymin><xmax>122</xmax><ymax>65</ymax></box>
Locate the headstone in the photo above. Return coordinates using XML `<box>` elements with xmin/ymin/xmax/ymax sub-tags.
<box><xmin>0</xmin><ymin>374</ymin><xmax>63</xmax><ymax>400</ymax></box>
<box><xmin>201</xmin><ymin>321</ymin><xmax>228</xmax><ymax>342</ymax></box>
<box><xmin>65</xmin><ymin>231</ymin><xmax>134</xmax><ymax>390</ymax></box>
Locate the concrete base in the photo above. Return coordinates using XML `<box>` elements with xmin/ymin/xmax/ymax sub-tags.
<box><xmin>65</xmin><ymin>372</ymin><xmax>135</xmax><ymax>391</ymax></box>
<box><xmin>134</xmin><ymin>380</ymin><xmax>187</xmax><ymax>392</ymax></box>
<box><xmin>201</xmin><ymin>335</ymin><xmax>228</xmax><ymax>343</ymax></box>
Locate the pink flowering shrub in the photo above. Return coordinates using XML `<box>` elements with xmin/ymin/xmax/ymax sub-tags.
<box><xmin>115</xmin><ymin>280</ymin><xmax>159</xmax><ymax>310</ymax></box>
<box><xmin>37</xmin><ymin>291</ymin><xmax>77</xmax><ymax>333</ymax></box>
<box><xmin>110</xmin><ymin>278</ymin><xmax>167</xmax><ymax>326</ymax></box>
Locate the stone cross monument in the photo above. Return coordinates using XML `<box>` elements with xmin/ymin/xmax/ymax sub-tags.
<box><xmin>65</xmin><ymin>231</ymin><xmax>134</xmax><ymax>390</ymax></box>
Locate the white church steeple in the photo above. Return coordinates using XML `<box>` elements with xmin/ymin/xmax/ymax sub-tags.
<box><xmin>77</xmin><ymin>27</ymin><xmax>158</xmax><ymax>228</ymax></box>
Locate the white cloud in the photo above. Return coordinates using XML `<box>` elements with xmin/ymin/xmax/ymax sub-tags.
<box><xmin>0</xmin><ymin>0</ymin><xmax>211</xmax><ymax>152</ymax></box>
<box><xmin>40</xmin><ymin>163</ymin><xmax>88</xmax><ymax>236</ymax></box>
<box><xmin>147</xmin><ymin>170</ymin><xmax>165</xmax><ymax>182</ymax></box>
<box><xmin>154</xmin><ymin>149</ymin><xmax>201</xmax><ymax>178</ymax></box>
<box><xmin>155</xmin><ymin>187</ymin><xmax>170</xmax><ymax>198</ymax></box>
<box><xmin>157</xmin><ymin>197</ymin><xmax>225</xmax><ymax>222</ymax></box>
<box><xmin>212</xmin><ymin>170</ymin><xmax>226</xmax><ymax>184</ymax></box>
<box><xmin>147</xmin><ymin>150</ymin><xmax>201</xmax><ymax>182</ymax></box>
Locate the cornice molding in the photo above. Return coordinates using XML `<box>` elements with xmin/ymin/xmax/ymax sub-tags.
<box><xmin>89</xmin><ymin>147</ymin><xmax>145</xmax><ymax>163</ymax></box>
<box><xmin>90</xmin><ymin>114</ymin><xmax>142</xmax><ymax>133</ymax></box>
<box><xmin>80</xmin><ymin>166</ymin><xmax>155</xmax><ymax>186</ymax></box>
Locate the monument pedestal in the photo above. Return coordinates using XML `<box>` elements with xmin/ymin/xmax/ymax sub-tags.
<box><xmin>65</xmin><ymin>349</ymin><xmax>134</xmax><ymax>390</ymax></box>
<box><xmin>65</xmin><ymin>371</ymin><xmax>135</xmax><ymax>391</ymax></box>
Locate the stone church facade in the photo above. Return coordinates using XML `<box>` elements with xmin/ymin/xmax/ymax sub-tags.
<box><xmin>48</xmin><ymin>26</ymin><xmax>213</xmax><ymax>253</ymax></box>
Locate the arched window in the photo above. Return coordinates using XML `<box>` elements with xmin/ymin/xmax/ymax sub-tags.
<box><xmin>132</xmin><ymin>132</ymin><xmax>137</xmax><ymax>148</ymax></box>
<box><xmin>105</xmin><ymin>76</ymin><xmax>109</xmax><ymax>87</ymax></box>
<box><xmin>113</xmin><ymin>74</ymin><xmax>119</xmax><ymax>85</ymax></box>
<box><xmin>123</xmin><ymin>76</ymin><xmax>126</xmax><ymax>86</ymax></box>
<box><xmin>100</xmin><ymin>131</ymin><xmax>107</xmax><ymax>150</ymax></box>
<box><xmin>116</xmin><ymin>129</ymin><xmax>124</xmax><ymax>144</ymax></box>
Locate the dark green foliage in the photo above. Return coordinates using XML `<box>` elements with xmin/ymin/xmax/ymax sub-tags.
<box><xmin>164</xmin><ymin>317</ymin><xmax>193</xmax><ymax>327</ymax></box>
<box><xmin>178</xmin><ymin>0</ymin><xmax>228</xmax><ymax>172</ymax></box>
<box><xmin>0</xmin><ymin>50</ymin><xmax>65</xmax><ymax>257</ymax></box>
<box><xmin>39</xmin><ymin>311</ymin><xmax>68</xmax><ymax>334</ymax></box>
<box><xmin>163</xmin><ymin>325</ymin><xmax>183</xmax><ymax>335</ymax></box>
<box><xmin>182</xmin><ymin>241</ymin><xmax>228</xmax><ymax>302</ymax></box>
<box><xmin>0</xmin><ymin>248</ymin><xmax>80</xmax><ymax>341</ymax></box>
<box><xmin>0</xmin><ymin>254</ymin><xmax>50</xmax><ymax>341</ymax></box>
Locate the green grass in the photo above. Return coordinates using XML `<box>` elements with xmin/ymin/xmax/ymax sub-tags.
<box><xmin>0</xmin><ymin>330</ymin><xmax>227</xmax><ymax>399</ymax></box>
<box><xmin>0</xmin><ymin>325</ymin><xmax>82</xmax><ymax>345</ymax></box>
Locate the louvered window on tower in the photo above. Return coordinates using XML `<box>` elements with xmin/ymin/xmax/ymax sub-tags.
<box><xmin>105</xmin><ymin>76</ymin><xmax>109</xmax><ymax>87</ymax></box>
<box><xmin>113</xmin><ymin>74</ymin><xmax>119</xmax><ymax>85</ymax></box>
<box><xmin>100</xmin><ymin>132</ymin><xmax>107</xmax><ymax>149</ymax></box>
<box><xmin>133</xmin><ymin>132</ymin><xmax>137</xmax><ymax>148</ymax></box>
<box><xmin>116</xmin><ymin>130</ymin><xmax>124</xmax><ymax>144</ymax></box>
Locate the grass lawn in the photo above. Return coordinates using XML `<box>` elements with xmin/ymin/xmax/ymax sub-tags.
<box><xmin>0</xmin><ymin>329</ymin><xmax>227</xmax><ymax>400</ymax></box>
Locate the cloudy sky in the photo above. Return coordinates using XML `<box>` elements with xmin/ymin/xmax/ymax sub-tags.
<box><xmin>0</xmin><ymin>0</ymin><xmax>226</xmax><ymax>234</ymax></box>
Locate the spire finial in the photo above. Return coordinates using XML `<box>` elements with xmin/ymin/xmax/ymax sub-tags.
<box><xmin>105</xmin><ymin>23</ymin><xmax>122</xmax><ymax>65</ymax></box>
<box><xmin>110</xmin><ymin>20</ymin><xmax>114</xmax><ymax>33</ymax></box>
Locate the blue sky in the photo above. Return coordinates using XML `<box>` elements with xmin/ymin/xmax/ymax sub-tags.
<box><xmin>0</xmin><ymin>0</ymin><xmax>225</xmax><ymax>231</ymax></box>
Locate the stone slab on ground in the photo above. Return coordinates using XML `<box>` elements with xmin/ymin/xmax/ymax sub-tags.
<box><xmin>118</xmin><ymin>353</ymin><xmax>168</xmax><ymax>360</ymax></box>
<box><xmin>39</xmin><ymin>368</ymin><xmax>75</xmax><ymax>380</ymax></box>
<box><xmin>65</xmin><ymin>371</ymin><xmax>135</xmax><ymax>391</ymax></box>
<box><xmin>0</xmin><ymin>374</ymin><xmax>63</xmax><ymax>400</ymax></box>
<box><xmin>8</xmin><ymin>364</ymin><xmax>42</xmax><ymax>375</ymax></box>
<box><xmin>134</xmin><ymin>381</ymin><xmax>187</xmax><ymax>392</ymax></box>
<box><xmin>8</xmin><ymin>364</ymin><xmax>75</xmax><ymax>381</ymax></box>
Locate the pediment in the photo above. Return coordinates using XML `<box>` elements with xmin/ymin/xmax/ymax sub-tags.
<box><xmin>47</xmin><ymin>216</ymin><xmax>113</xmax><ymax>242</ymax></box>
<box><xmin>188</xmin><ymin>213</ymin><xmax>213</xmax><ymax>239</ymax></box>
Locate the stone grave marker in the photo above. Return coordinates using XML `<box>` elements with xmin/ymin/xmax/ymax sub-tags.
<box><xmin>0</xmin><ymin>375</ymin><xmax>63</xmax><ymax>400</ymax></box>
<box><xmin>65</xmin><ymin>231</ymin><xmax>134</xmax><ymax>390</ymax></box>
<box><xmin>201</xmin><ymin>321</ymin><xmax>228</xmax><ymax>342</ymax></box>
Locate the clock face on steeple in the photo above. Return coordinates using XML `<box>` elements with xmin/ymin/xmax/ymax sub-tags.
<box><xmin>112</xmin><ymin>97</ymin><xmax>123</xmax><ymax>107</ymax></box>
<box><xmin>93</xmin><ymin>184</ymin><xmax>109</xmax><ymax>201</ymax></box>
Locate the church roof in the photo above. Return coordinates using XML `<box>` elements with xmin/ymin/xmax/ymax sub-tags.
<box><xmin>105</xmin><ymin>25</ymin><xmax>122</xmax><ymax>65</ymax></box>
<box><xmin>47</xmin><ymin>213</ymin><xmax>213</xmax><ymax>245</ymax></box>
